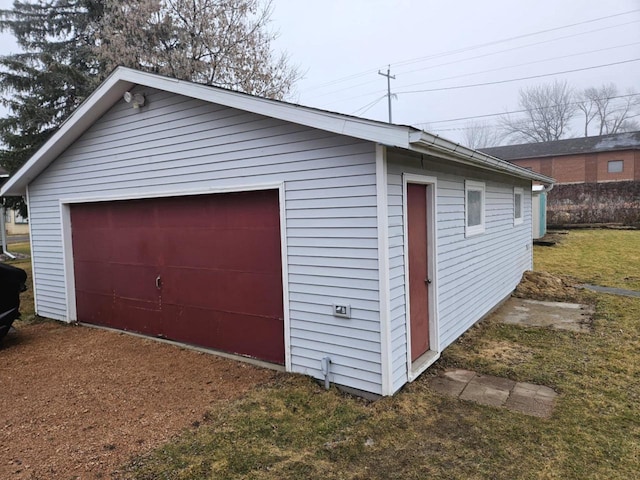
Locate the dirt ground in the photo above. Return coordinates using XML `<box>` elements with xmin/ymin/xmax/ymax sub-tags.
<box><xmin>0</xmin><ymin>320</ymin><xmax>277</xmax><ymax>479</ymax></box>
<box><xmin>513</xmin><ymin>270</ymin><xmax>582</xmax><ymax>302</ymax></box>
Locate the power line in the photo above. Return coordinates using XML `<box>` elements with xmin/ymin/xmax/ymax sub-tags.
<box><xmin>393</xmin><ymin>25</ymin><xmax>640</xmax><ymax>80</ymax></box>
<box><xmin>311</xmin><ymin>25</ymin><xmax>640</xmax><ymax>106</ymax></box>
<box><xmin>302</xmin><ymin>9</ymin><xmax>640</xmax><ymax>93</ymax></box>
<box><xmin>396</xmin><ymin>58</ymin><xmax>640</xmax><ymax>95</ymax></box>
<box><xmin>307</xmin><ymin>25</ymin><xmax>640</xmax><ymax>103</ymax></box>
<box><xmin>398</xmin><ymin>42</ymin><xmax>640</xmax><ymax>92</ymax></box>
<box><xmin>414</xmin><ymin>93</ymin><xmax>640</xmax><ymax>129</ymax></box>
<box><xmin>350</xmin><ymin>94</ymin><xmax>387</xmax><ymax>116</ymax></box>
<box><xmin>392</xmin><ymin>10</ymin><xmax>640</xmax><ymax>69</ymax></box>
<box><xmin>317</xmin><ymin>57</ymin><xmax>640</xmax><ymax>110</ymax></box>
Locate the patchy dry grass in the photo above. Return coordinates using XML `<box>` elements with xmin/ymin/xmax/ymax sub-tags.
<box><xmin>116</xmin><ymin>229</ymin><xmax>640</xmax><ymax>480</ymax></box>
<box><xmin>4</xmin><ymin>241</ymin><xmax>36</xmax><ymax>320</ymax></box>
<box><xmin>534</xmin><ymin>229</ymin><xmax>640</xmax><ymax>290</ymax></box>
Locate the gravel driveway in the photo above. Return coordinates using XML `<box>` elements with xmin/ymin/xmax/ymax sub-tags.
<box><xmin>0</xmin><ymin>320</ymin><xmax>277</xmax><ymax>479</ymax></box>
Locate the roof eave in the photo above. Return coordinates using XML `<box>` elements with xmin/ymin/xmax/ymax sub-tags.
<box><xmin>1</xmin><ymin>67</ymin><xmax>415</xmax><ymax>197</ymax></box>
<box><xmin>408</xmin><ymin>131</ymin><xmax>555</xmax><ymax>185</ymax></box>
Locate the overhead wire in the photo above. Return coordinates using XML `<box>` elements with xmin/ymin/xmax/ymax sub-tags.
<box><xmin>301</xmin><ymin>9</ymin><xmax>640</xmax><ymax>94</ymax></box>
<box><xmin>311</xmin><ymin>26</ymin><xmax>640</xmax><ymax>106</ymax></box>
<box><xmin>417</xmin><ymin>93</ymin><xmax>640</xmax><ymax>132</ymax></box>
<box><xmin>416</xmin><ymin>93</ymin><xmax>640</xmax><ymax>126</ymax></box>
<box><xmin>396</xmin><ymin>58</ymin><xmax>640</xmax><ymax>95</ymax></box>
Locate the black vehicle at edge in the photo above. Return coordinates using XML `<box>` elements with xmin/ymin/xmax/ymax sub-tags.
<box><xmin>0</xmin><ymin>263</ymin><xmax>27</xmax><ymax>341</ymax></box>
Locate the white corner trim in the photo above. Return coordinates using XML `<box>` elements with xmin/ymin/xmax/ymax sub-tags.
<box><xmin>278</xmin><ymin>182</ymin><xmax>292</xmax><ymax>372</ymax></box>
<box><xmin>402</xmin><ymin>173</ymin><xmax>441</xmax><ymax>382</ymax></box>
<box><xmin>376</xmin><ymin>144</ymin><xmax>393</xmax><ymax>396</ymax></box>
<box><xmin>60</xmin><ymin>202</ymin><xmax>77</xmax><ymax>323</ymax></box>
<box><xmin>25</xmin><ymin>185</ymin><xmax>38</xmax><ymax>317</ymax></box>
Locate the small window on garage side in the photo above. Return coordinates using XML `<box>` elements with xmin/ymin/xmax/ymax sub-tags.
<box><xmin>465</xmin><ymin>180</ymin><xmax>485</xmax><ymax>237</ymax></box>
<box><xmin>514</xmin><ymin>187</ymin><xmax>523</xmax><ymax>225</ymax></box>
<box><xmin>608</xmin><ymin>160</ymin><xmax>623</xmax><ymax>173</ymax></box>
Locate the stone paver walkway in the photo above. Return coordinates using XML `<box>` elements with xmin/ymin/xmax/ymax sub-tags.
<box><xmin>429</xmin><ymin>369</ymin><xmax>558</xmax><ymax>418</ymax></box>
<box><xmin>578</xmin><ymin>284</ymin><xmax>640</xmax><ymax>298</ymax></box>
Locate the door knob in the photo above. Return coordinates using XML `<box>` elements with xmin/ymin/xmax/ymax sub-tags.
<box><xmin>425</xmin><ymin>278</ymin><xmax>432</xmax><ymax>284</ymax></box>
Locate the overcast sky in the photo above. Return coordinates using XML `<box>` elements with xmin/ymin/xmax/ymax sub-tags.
<box><xmin>0</xmin><ymin>0</ymin><xmax>639</xmax><ymax>144</ymax></box>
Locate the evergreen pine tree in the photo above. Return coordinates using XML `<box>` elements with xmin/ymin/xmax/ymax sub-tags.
<box><xmin>0</xmin><ymin>1</ymin><xmax>104</xmax><ymax>210</ymax></box>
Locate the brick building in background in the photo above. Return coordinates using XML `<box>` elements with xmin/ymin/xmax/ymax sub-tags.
<box><xmin>482</xmin><ymin>131</ymin><xmax>640</xmax><ymax>225</ymax></box>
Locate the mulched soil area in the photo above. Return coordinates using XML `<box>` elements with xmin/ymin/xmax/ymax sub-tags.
<box><xmin>0</xmin><ymin>321</ymin><xmax>277</xmax><ymax>479</ymax></box>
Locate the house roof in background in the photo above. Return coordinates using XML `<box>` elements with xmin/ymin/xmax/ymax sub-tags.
<box><xmin>0</xmin><ymin>67</ymin><xmax>553</xmax><ymax>197</ymax></box>
<box><xmin>481</xmin><ymin>131</ymin><xmax>640</xmax><ymax>161</ymax></box>
<box><xmin>0</xmin><ymin>166</ymin><xmax>8</xmax><ymax>177</ymax></box>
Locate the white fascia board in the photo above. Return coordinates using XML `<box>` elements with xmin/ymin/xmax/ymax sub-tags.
<box><xmin>1</xmin><ymin>67</ymin><xmax>413</xmax><ymax>196</ymax></box>
<box><xmin>118</xmin><ymin>69</ymin><xmax>413</xmax><ymax>147</ymax></box>
<box><xmin>408</xmin><ymin>131</ymin><xmax>555</xmax><ymax>185</ymax></box>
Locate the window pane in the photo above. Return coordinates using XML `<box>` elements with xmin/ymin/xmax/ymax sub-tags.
<box><xmin>467</xmin><ymin>190</ymin><xmax>482</xmax><ymax>226</ymax></box>
<box><xmin>608</xmin><ymin>160</ymin><xmax>623</xmax><ymax>173</ymax></box>
<box><xmin>515</xmin><ymin>193</ymin><xmax>522</xmax><ymax>219</ymax></box>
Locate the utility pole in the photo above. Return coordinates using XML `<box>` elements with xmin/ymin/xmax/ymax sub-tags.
<box><xmin>378</xmin><ymin>65</ymin><xmax>395</xmax><ymax>123</ymax></box>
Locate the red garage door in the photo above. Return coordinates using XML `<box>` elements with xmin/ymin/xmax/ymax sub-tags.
<box><xmin>71</xmin><ymin>190</ymin><xmax>285</xmax><ymax>364</ymax></box>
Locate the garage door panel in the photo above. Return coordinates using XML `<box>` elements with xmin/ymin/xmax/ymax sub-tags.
<box><xmin>163</xmin><ymin>268</ymin><xmax>283</xmax><ymax>317</ymax></box>
<box><xmin>70</xmin><ymin>203</ymin><xmax>111</xmax><ymax>229</ymax></box>
<box><xmin>110</xmin><ymin>228</ymin><xmax>163</xmax><ymax>266</ymax></box>
<box><xmin>71</xmin><ymin>190</ymin><xmax>285</xmax><ymax>365</ymax></box>
<box><xmin>161</xmin><ymin>305</ymin><xmax>284</xmax><ymax>364</ymax></box>
<box><xmin>71</xmin><ymin>229</ymin><xmax>113</xmax><ymax>263</ymax></box>
<box><xmin>109</xmin><ymin>200</ymin><xmax>158</xmax><ymax>228</ymax></box>
<box><xmin>111</xmin><ymin>264</ymin><xmax>161</xmax><ymax>303</ymax></box>
<box><xmin>74</xmin><ymin>260</ymin><xmax>113</xmax><ymax>294</ymax></box>
<box><xmin>75</xmin><ymin>292</ymin><xmax>114</xmax><ymax>327</ymax></box>
<box><xmin>160</xmin><ymin>228</ymin><xmax>281</xmax><ymax>272</ymax></box>
<box><xmin>114</xmin><ymin>299</ymin><xmax>161</xmax><ymax>334</ymax></box>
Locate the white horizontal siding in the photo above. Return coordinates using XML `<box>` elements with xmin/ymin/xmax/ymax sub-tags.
<box><xmin>27</xmin><ymin>86</ymin><xmax>383</xmax><ymax>395</ymax></box>
<box><xmin>387</xmin><ymin>149</ymin><xmax>532</xmax><ymax>391</ymax></box>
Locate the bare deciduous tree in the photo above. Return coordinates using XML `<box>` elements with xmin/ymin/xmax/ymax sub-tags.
<box><xmin>577</xmin><ymin>84</ymin><xmax>639</xmax><ymax>136</ymax></box>
<box><xmin>96</xmin><ymin>0</ymin><xmax>299</xmax><ymax>99</ymax></box>
<box><xmin>462</xmin><ymin>120</ymin><xmax>501</xmax><ymax>149</ymax></box>
<box><xmin>499</xmin><ymin>80</ymin><xmax>576</xmax><ymax>143</ymax></box>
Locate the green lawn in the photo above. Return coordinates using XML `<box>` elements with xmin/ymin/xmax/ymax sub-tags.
<box><xmin>534</xmin><ymin>230</ymin><xmax>640</xmax><ymax>291</ymax></box>
<box><xmin>10</xmin><ymin>234</ymin><xmax>640</xmax><ymax>479</ymax></box>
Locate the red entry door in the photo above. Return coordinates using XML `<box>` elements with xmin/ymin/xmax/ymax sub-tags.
<box><xmin>71</xmin><ymin>190</ymin><xmax>285</xmax><ymax>364</ymax></box>
<box><xmin>407</xmin><ymin>183</ymin><xmax>430</xmax><ymax>362</ymax></box>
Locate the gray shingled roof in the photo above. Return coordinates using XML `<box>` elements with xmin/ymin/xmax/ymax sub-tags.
<box><xmin>480</xmin><ymin>131</ymin><xmax>640</xmax><ymax>160</ymax></box>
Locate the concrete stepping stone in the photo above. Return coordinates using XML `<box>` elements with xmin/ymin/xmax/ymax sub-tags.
<box><xmin>429</xmin><ymin>369</ymin><xmax>558</xmax><ymax>418</ymax></box>
<box><xmin>493</xmin><ymin>297</ymin><xmax>593</xmax><ymax>332</ymax></box>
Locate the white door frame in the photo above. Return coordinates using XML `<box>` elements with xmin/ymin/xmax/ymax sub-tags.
<box><xmin>58</xmin><ymin>182</ymin><xmax>292</xmax><ymax>372</ymax></box>
<box><xmin>403</xmin><ymin>173</ymin><xmax>440</xmax><ymax>381</ymax></box>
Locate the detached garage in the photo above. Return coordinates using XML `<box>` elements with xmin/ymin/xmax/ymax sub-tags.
<box><xmin>1</xmin><ymin>67</ymin><xmax>553</xmax><ymax>397</ymax></box>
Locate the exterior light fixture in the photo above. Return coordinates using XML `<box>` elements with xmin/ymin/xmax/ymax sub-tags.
<box><xmin>123</xmin><ymin>91</ymin><xmax>146</xmax><ymax>109</ymax></box>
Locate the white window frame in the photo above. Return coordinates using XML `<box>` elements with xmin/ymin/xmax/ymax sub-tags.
<box><xmin>607</xmin><ymin>160</ymin><xmax>623</xmax><ymax>173</ymax></box>
<box><xmin>514</xmin><ymin>187</ymin><xmax>524</xmax><ymax>226</ymax></box>
<box><xmin>465</xmin><ymin>180</ymin><xmax>485</xmax><ymax>237</ymax></box>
